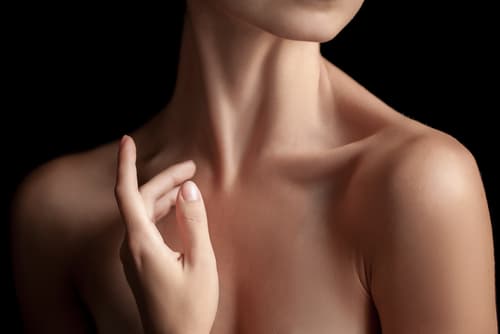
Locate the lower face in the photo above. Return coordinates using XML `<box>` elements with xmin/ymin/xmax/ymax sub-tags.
<box><xmin>199</xmin><ymin>0</ymin><xmax>365</xmax><ymax>42</ymax></box>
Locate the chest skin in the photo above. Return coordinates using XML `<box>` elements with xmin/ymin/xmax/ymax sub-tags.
<box><xmin>74</xmin><ymin>155</ymin><xmax>380</xmax><ymax>334</ymax></box>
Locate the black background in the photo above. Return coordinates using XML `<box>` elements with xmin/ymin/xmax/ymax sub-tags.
<box><xmin>4</xmin><ymin>1</ymin><xmax>498</xmax><ymax>330</ymax></box>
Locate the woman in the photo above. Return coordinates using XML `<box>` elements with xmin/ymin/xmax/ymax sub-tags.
<box><xmin>11</xmin><ymin>0</ymin><xmax>497</xmax><ymax>333</ymax></box>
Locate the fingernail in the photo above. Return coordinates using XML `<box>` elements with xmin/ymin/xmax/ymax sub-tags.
<box><xmin>120</xmin><ymin>135</ymin><xmax>128</xmax><ymax>146</ymax></box>
<box><xmin>182</xmin><ymin>181</ymin><xmax>200</xmax><ymax>202</ymax></box>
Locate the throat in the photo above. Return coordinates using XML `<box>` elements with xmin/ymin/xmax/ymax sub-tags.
<box><xmin>156</xmin><ymin>2</ymin><xmax>337</xmax><ymax>189</ymax></box>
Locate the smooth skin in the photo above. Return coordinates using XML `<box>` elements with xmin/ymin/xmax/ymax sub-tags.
<box><xmin>116</xmin><ymin>135</ymin><xmax>218</xmax><ymax>334</ymax></box>
<box><xmin>11</xmin><ymin>0</ymin><xmax>497</xmax><ymax>333</ymax></box>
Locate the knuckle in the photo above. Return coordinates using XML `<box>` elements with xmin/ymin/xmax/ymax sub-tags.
<box><xmin>183</xmin><ymin>214</ymin><xmax>201</xmax><ymax>225</ymax></box>
<box><xmin>114</xmin><ymin>184</ymin><xmax>125</xmax><ymax>199</ymax></box>
<box><xmin>161</xmin><ymin>174</ymin><xmax>176</xmax><ymax>189</ymax></box>
<box><xmin>164</xmin><ymin>174</ymin><xmax>175</xmax><ymax>184</ymax></box>
<box><xmin>124</xmin><ymin>235</ymin><xmax>144</xmax><ymax>259</ymax></box>
<box><xmin>123</xmin><ymin>231</ymin><xmax>157</xmax><ymax>262</ymax></box>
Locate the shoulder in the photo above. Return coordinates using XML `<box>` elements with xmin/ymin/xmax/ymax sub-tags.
<box><xmin>12</xmin><ymin>155</ymin><xmax>80</xmax><ymax>237</ymax></box>
<box><xmin>10</xmin><ymin>142</ymin><xmax>119</xmax><ymax>252</ymax></box>
<box><xmin>348</xmin><ymin>119</ymin><xmax>491</xmax><ymax>254</ymax></box>
<box><xmin>351</xmin><ymin>124</ymin><xmax>497</xmax><ymax>332</ymax></box>
<box><xmin>384</xmin><ymin>126</ymin><xmax>477</xmax><ymax>192</ymax></box>
<box><xmin>375</xmin><ymin>124</ymin><xmax>483</xmax><ymax>215</ymax></box>
<box><xmin>382</xmin><ymin>124</ymin><xmax>490</xmax><ymax>238</ymax></box>
<box><xmin>10</xmin><ymin>145</ymin><xmax>118</xmax><ymax>333</ymax></box>
<box><xmin>353</xmin><ymin>117</ymin><xmax>482</xmax><ymax>201</ymax></box>
<box><xmin>323</xmin><ymin>59</ymin><xmax>487</xmax><ymax>225</ymax></box>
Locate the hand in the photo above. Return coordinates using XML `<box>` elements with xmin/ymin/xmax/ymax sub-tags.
<box><xmin>114</xmin><ymin>135</ymin><xmax>219</xmax><ymax>334</ymax></box>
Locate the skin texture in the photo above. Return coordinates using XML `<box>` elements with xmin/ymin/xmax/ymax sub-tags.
<box><xmin>11</xmin><ymin>0</ymin><xmax>497</xmax><ymax>333</ymax></box>
<box><xmin>115</xmin><ymin>136</ymin><xmax>218</xmax><ymax>334</ymax></box>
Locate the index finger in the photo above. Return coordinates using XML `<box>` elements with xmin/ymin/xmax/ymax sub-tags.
<box><xmin>114</xmin><ymin>135</ymin><xmax>150</xmax><ymax>234</ymax></box>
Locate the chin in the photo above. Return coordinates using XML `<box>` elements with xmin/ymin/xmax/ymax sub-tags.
<box><xmin>200</xmin><ymin>0</ymin><xmax>364</xmax><ymax>43</ymax></box>
<box><xmin>244</xmin><ymin>5</ymin><xmax>362</xmax><ymax>43</ymax></box>
<box><xmin>268</xmin><ymin>15</ymin><xmax>351</xmax><ymax>42</ymax></box>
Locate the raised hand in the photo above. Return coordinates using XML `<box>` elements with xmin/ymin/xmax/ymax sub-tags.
<box><xmin>114</xmin><ymin>135</ymin><xmax>219</xmax><ymax>334</ymax></box>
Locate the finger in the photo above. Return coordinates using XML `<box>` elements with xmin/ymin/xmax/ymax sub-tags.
<box><xmin>139</xmin><ymin>160</ymin><xmax>196</xmax><ymax>203</ymax></box>
<box><xmin>152</xmin><ymin>185</ymin><xmax>180</xmax><ymax>222</ymax></box>
<box><xmin>114</xmin><ymin>135</ymin><xmax>150</xmax><ymax>234</ymax></box>
<box><xmin>175</xmin><ymin>181</ymin><xmax>215</xmax><ymax>268</ymax></box>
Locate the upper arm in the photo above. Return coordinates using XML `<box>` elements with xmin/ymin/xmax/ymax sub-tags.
<box><xmin>10</xmin><ymin>162</ymin><xmax>91</xmax><ymax>333</ymax></box>
<box><xmin>370</xmin><ymin>135</ymin><xmax>497</xmax><ymax>333</ymax></box>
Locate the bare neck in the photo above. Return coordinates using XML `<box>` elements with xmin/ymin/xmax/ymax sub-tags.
<box><xmin>159</xmin><ymin>2</ymin><xmax>336</xmax><ymax>189</ymax></box>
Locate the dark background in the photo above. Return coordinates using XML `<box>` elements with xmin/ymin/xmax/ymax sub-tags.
<box><xmin>4</xmin><ymin>1</ymin><xmax>497</xmax><ymax>331</ymax></box>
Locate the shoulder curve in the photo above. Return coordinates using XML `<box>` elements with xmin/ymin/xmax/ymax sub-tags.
<box><xmin>360</xmin><ymin>128</ymin><xmax>497</xmax><ymax>333</ymax></box>
<box><xmin>10</xmin><ymin>152</ymin><xmax>112</xmax><ymax>333</ymax></box>
<box><xmin>384</xmin><ymin>127</ymin><xmax>481</xmax><ymax>203</ymax></box>
<box><xmin>369</xmin><ymin>122</ymin><xmax>485</xmax><ymax>210</ymax></box>
<box><xmin>11</xmin><ymin>141</ymin><xmax>119</xmax><ymax>240</ymax></box>
<box><xmin>361</xmin><ymin>113</ymin><xmax>479</xmax><ymax>177</ymax></box>
<box><xmin>358</xmin><ymin>124</ymin><xmax>492</xmax><ymax>251</ymax></box>
<box><xmin>349</xmin><ymin>122</ymin><xmax>489</xmax><ymax>240</ymax></box>
<box><xmin>11</xmin><ymin>154</ymin><xmax>84</xmax><ymax>239</ymax></box>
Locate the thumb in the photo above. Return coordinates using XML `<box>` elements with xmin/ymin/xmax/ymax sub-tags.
<box><xmin>176</xmin><ymin>180</ymin><xmax>214</xmax><ymax>267</ymax></box>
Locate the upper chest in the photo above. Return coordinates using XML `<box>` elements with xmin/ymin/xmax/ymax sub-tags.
<box><xmin>76</xmin><ymin>160</ymin><xmax>377</xmax><ymax>333</ymax></box>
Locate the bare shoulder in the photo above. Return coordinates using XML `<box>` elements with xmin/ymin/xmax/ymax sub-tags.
<box><xmin>347</xmin><ymin>121</ymin><xmax>497</xmax><ymax>332</ymax></box>
<box><xmin>11</xmin><ymin>140</ymin><xmax>120</xmax><ymax>250</ymax></box>
<box><xmin>349</xmin><ymin>118</ymin><xmax>488</xmax><ymax>233</ymax></box>
<box><xmin>10</xmin><ymin>141</ymin><xmax>121</xmax><ymax>332</ymax></box>
<box><xmin>321</xmin><ymin>59</ymin><xmax>496</xmax><ymax>330</ymax></box>
<box><xmin>322</xmin><ymin>58</ymin><xmax>483</xmax><ymax>202</ymax></box>
<box><xmin>324</xmin><ymin>59</ymin><xmax>486</xmax><ymax>208</ymax></box>
<box><xmin>364</xmin><ymin>121</ymin><xmax>484</xmax><ymax>212</ymax></box>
